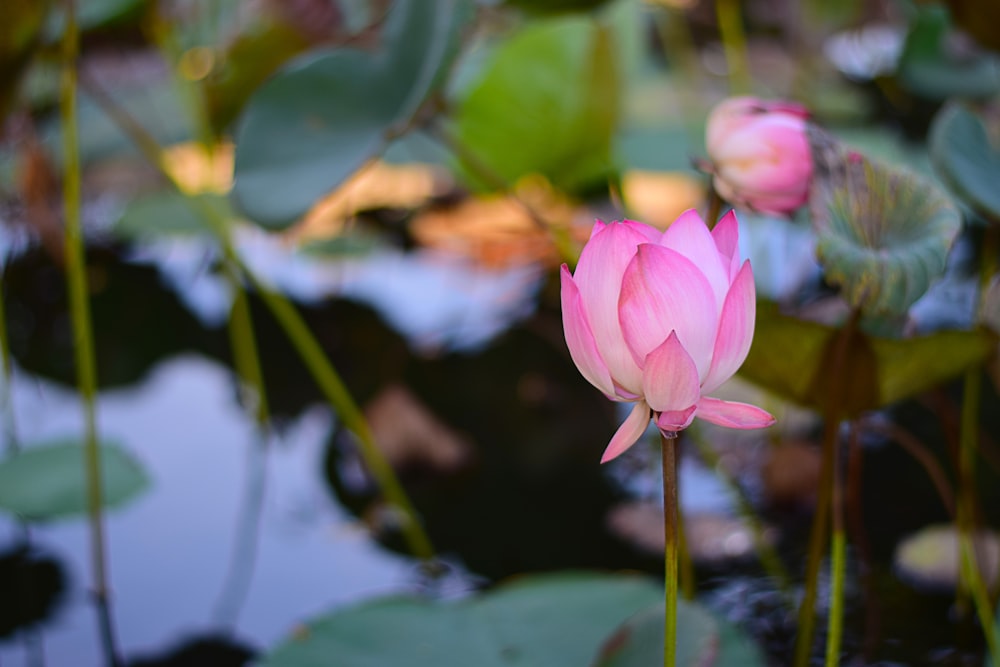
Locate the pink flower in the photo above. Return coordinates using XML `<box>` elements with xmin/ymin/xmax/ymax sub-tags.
<box><xmin>706</xmin><ymin>96</ymin><xmax>813</xmax><ymax>216</ymax></box>
<box><xmin>561</xmin><ymin>211</ymin><xmax>775</xmax><ymax>463</ymax></box>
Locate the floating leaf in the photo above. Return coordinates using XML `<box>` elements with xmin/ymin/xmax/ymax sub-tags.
<box><xmin>929</xmin><ymin>102</ymin><xmax>1000</xmax><ymax>222</ymax></box>
<box><xmin>233</xmin><ymin>0</ymin><xmax>472</xmax><ymax>230</ymax></box>
<box><xmin>810</xmin><ymin>131</ymin><xmax>961</xmax><ymax>320</ymax></box>
<box><xmin>592</xmin><ymin>601</ymin><xmax>767</xmax><ymax>667</ymax></box>
<box><xmin>451</xmin><ymin>14</ymin><xmax>620</xmax><ymax>194</ymax></box>
<box><xmin>740</xmin><ymin>302</ymin><xmax>996</xmax><ymax>416</ymax></box>
<box><xmin>260</xmin><ymin>573</ymin><xmax>664</xmax><ymax>667</ymax></box>
<box><xmin>894</xmin><ymin>524</ymin><xmax>1000</xmax><ymax>592</ymax></box>
<box><xmin>0</xmin><ymin>441</ymin><xmax>150</xmax><ymax>521</ymax></box>
<box><xmin>896</xmin><ymin>5</ymin><xmax>1000</xmax><ymax>100</ymax></box>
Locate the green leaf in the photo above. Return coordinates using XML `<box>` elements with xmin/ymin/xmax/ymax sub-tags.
<box><xmin>451</xmin><ymin>14</ymin><xmax>620</xmax><ymax>194</ymax></box>
<box><xmin>260</xmin><ymin>572</ymin><xmax>663</xmax><ymax>667</ymax></box>
<box><xmin>114</xmin><ymin>191</ymin><xmax>228</xmax><ymax>240</ymax></box>
<box><xmin>592</xmin><ymin>601</ymin><xmax>767</xmax><ymax>666</ymax></box>
<box><xmin>0</xmin><ymin>440</ymin><xmax>150</xmax><ymax>521</ymax></box>
<box><xmin>809</xmin><ymin>132</ymin><xmax>961</xmax><ymax>320</ymax></box>
<box><xmin>232</xmin><ymin>0</ymin><xmax>471</xmax><ymax>230</ymax></box>
<box><xmin>929</xmin><ymin>102</ymin><xmax>1000</xmax><ymax>222</ymax></box>
<box><xmin>740</xmin><ymin>302</ymin><xmax>996</xmax><ymax>416</ymax></box>
<box><xmin>896</xmin><ymin>5</ymin><xmax>1000</xmax><ymax>100</ymax></box>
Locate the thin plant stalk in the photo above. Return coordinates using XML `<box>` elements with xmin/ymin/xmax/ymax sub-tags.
<box><xmin>676</xmin><ymin>494</ymin><xmax>695</xmax><ymax>601</ymax></box>
<box><xmin>212</xmin><ymin>275</ymin><xmax>272</xmax><ymax>628</ymax></box>
<box><xmin>59</xmin><ymin>1</ymin><xmax>121</xmax><ymax>664</ymax></box>
<box><xmin>824</xmin><ymin>420</ymin><xmax>847</xmax><ymax>667</ymax></box>
<box><xmin>794</xmin><ymin>309</ymin><xmax>860</xmax><ymax>667</ymax></box>
<box><xmin>714</xmin><ymin>0</ymin><xmax>752</xmax><ymax>95</ymax></box>
<box><xmin>77</xmin><ymin>73</ymin><xmax>435</xmax><ymax>562</ymax></box>
<box><xmin>662</xmin><ymin>430</ymin><xmax>679</xmax><ymax>667</ymax></box>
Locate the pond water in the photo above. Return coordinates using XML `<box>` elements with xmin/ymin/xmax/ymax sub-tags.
<box><xmin>0</xmin><ymin>225</ymin><xmax>995</xmax><ymax>666</ymax></box>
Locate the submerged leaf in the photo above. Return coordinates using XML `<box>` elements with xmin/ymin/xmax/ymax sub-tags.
<box><xmin>810</xmin><ymin>131</ymin><xmax>961</xmax><ymax>320</ymax></box>
<box><xmin>233</xmin><ymin>0</ymin><xmax>472</xmax><ymax>229</ymax></box>
<box><xmin>929</xmin><ymin>102</ymin><xmax>1000</xmax><ymax>222</ymax></box>
<box><xmin>0</xmin><ymin>441</ymin><xmax>150</xmax><ymax>521</ymax></box>
<box><xmin>260</xmin><ymin>572</ymin><xmax>662</xmax><ymax>667</ymax></box>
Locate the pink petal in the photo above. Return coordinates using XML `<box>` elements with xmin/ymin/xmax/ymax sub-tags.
<box><xmin>641</xmin><ymin>331</ymin><xmax>701</xmax><ymax>413</ymax></box>
<box><xmin>656</xmin><ymin>406</ymin><xmax>697</xmax><ymax>432</ymax></box>
<box><xmin>618</xmin><ymin>244</ymin><xmax>718</xmax><ymax>379</ymax></box>
<box><xmin>601</xmin><ymin>400</ymin><xmax>652</xmax><ymax>463</ymax></box>
<box><xmin>701</xmin><ymin>261</ymin><xmax>756</xmax><ymax>394</ymax></box>
<box><xmin>711</xmin><ymin>209</ymin><xmax>742</xmax><ymax>280</ymax></box>
<box><xmin>573</xmin><ymin>221</ymin><xmax>657</xmax><ymax>395</ymax></box>
<box><xmin>561</xmin><ymin>264</ymin><xmax>616</xmax><ymax>398</ymax></box>
<box><xmin>696</xmin><ymin>397</ymin><xmax>775</xmax><ymax>429</ymax></box>
<box><xmin>660</xmin><ymin>209</ymin><xmax>730</xmax><ymax>308</ymax></box>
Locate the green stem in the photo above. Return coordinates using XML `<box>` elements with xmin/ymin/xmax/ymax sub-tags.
<box><xmin>824</xmin><ymin>420</ymin><xmax>847</xmax><ymax>667</ymax></box>
<box><xmin>793</xmin><ymin>414</ymin><xmax>837</xmax><ymax>667</ymax></box>
<box><xmin>77</xmin><ymin>72</ymin><xmax>435</xmax><ymax>561</ymax></box>
<box><xmin>59</xmin><ymin>2</ymin><xmax>121</xmax><ymax>664</ymax></box>
<box><xmin>661</xmin><ymin>431</ymin><xmax>679</xmax><ymax>667</ymax></box>
<box><xmin>672</xmin><ymin>438</ymin><xmax>694</xmax><ymax>601</ymax></box>
<box><xmin>714</xmin><ymin>0</ymin><xmax>752</xmax><ymax>95</ymax></box>
<box><xmin>794</xmin><ymin>309</ymin><xmax>860</xmax><ymax>667</ymax></box>
<box><xmin>248</xmin><ymin>277</ymin><xmax>434</xmax><ymax>560</ymax></box>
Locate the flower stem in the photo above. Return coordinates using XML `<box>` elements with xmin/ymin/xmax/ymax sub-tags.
<box><xmin>824</xmin><ymin>420</ymin><xmax>847</xmax><ymax>667</ymax></box>
<box><xmin>59</xmin><ymin>1</ymin><xmax>121</xmax><ymax>664</ymax></box>
<box><xmin>661</xmin><ymin>431</ymin><xmax>679</xmax><ymax>667</ymax></box>
<box><xmin>0</xmin><ymin>265</ymin><xmax>18</xmax><ymax>454</ymax></box>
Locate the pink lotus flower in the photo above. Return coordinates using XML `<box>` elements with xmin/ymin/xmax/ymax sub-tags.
<box><xmin>561</xmin><ymin>210</ymin><xmax>775</xmax><ymax>463</ymax></box>
<box><xmin>706</xmin><ymin>96</ymin><xmax>813</xmax><ymax>215</ymax></box>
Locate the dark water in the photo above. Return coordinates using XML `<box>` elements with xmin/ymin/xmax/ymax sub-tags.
<box><xmin>0</xmin><ymin>229</ymin><xmax>995</xmax><ymax>666</ymax></box>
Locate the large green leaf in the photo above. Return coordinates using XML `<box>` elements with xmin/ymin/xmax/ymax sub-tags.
<box><xmin>809</xmin><ymin>132</ymin><xmax>961</xmax><ymax>320</ymax></box>
<box><xmin>740</xmin><ymin>302</ymin><xmax>996</xmax><ymax>416</ymax></box>
<box><xmin>232</xmin><ymin>0</ymin><xmax>471</xmax><ymax>230</ymax></box>
<box><xmin>896</xmin><ymin>5</ymin><xmax>1000</xmax><ymax>100</ymax></box>
<box><xmin>592</xmin><ymin>602</ymin><xmax>767</xmax><ymax>666</ymax></box>
<box><xmin>0</xmin><ymin>440</ymin><xmax>150</xmax><ymax>521</ymax></box>
<box><xmin>260</xmin><ymin>573</ymin><xmax>671</xmax><ymax>667</ymax></box>
<box><xmin>451</xmin><ymin>14</ymin><xmax>620</xmax><ymax>194</ymax></box>
<box><xmin>929</xmin><ymin>102</ymin><xmax>1000</xmax><ymax>222</ymax></box>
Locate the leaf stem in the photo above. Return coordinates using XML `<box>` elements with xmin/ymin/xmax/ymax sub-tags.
<box><xmin>662</xmin><ymin>430</ymin><xmax>679</xmax><ymax>667</ymax></box>
<box><xmin>824</xmin><ymin>419</ymin><xmax>847</xmax><ymax>667</ymax></box>
<box><xmin>714</xmin><ymin>0</ymin><xmax>752</xmax><ymax>96</ymax></box>
<box><xmin>78</xmin><ymin>71</ymin><xmax>436</xmax><ymax>561</ymax></box>
<box><xmin>59</xmin><ymin>2</ymin><xmax>121</xmax><ymax>664</ymax></box>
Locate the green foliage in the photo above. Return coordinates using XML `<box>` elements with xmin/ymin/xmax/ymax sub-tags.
<box><xmin>810</xmin><ymin>138</ymin><xmax>961</xmax><ymax>320</ymax></box>
<box><xmin>232</xmin><ymin>0</ymin><xmax>472</xmax><ymax>230</ymax></box>
<box><xmin>0</xmin><ymin>441</ymin><xmax>150</xmax><ymax>521</ymax></box>
<box><xmin>930</xmin><ymin>102</ymin><xmax>1000</xmax><ymax>222</ymax></box>
<box><xmin>261</xmin><ymin>573</ymin><xmax>668</xmax><ymax>667</ymax></box>
<box><xmin>593</xmin><ymin>602</ymin><xmax>766</xmax><ymax>666</ymax></box>
<box><xmin>896</xmin><ymin>4</ymin><xmax>1000</xmax><ymax>100</ymax></box>
<box><xmin>740</xmin><ymin>302</ymin><xmax>996</xmax><ymax>417</ymax></box>
<box><xmin>0</xmin><ymin>0</ymin><xmax>51</xmax><ymax>121</ymax></box>
<box><xmin>451</xmin><ymin>14</ymin><xmax>620</xmax><ymax>193</ymax></box>
<box><xmin>115</xmin><ymin>191</ymin><xmax>228</xmax><ymax>240</ymax></box>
